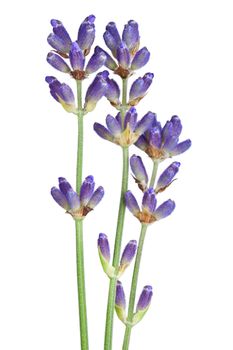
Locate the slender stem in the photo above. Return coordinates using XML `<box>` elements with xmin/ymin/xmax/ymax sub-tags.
<box><xmin>149</xmin><ymin>160</ymin><xmax>159</xmax><ymax>188</ymax></box>
<box><xmin>75</xmin><ymin>219</ymin><xmax>88</xmax><ymax>350</ymax></box>
<box><xmin>122</xmin><ymin>160</ymin><xmax>159</xmax><ymax>350</ymax></box>
<box><xmin>75</xmin><ymin>79</ymin><xmax>89</xmax><ymax>350</ymax></box>
<box><xmin>104</xmin><ymin>78</ymin><xmax>129</xmax><ymax>350</ymax></box>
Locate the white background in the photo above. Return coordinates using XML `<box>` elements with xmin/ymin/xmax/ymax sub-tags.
<box><xmin>0</xmin><ymin>0</ymin><xmax>233</xmax><ymax>349</ymax></box>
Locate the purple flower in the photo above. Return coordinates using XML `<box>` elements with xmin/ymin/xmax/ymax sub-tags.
<box><xmin>100</xmin><ymin>19</ymin><xmax>149</xmax><ymax>78</ymax></box>
<box><xmin>51</xmin><ymin>176</ymin><xmax>104</xmax><ymax>219</ymax></box>
<box><xmin>47</xmin><ymin>52</ymin><xmax>71</xmax><ymax>73</ymax></box>
<box><xmin>119</xmin><ymin>240</ymin><xmax>137</xmax><ymax>275</ymax></box>
<box><xmin>135</xmin><ymin>115</ymin><xmax>192</xmax><ymax>161</ymax></box>
<box><xmin>84</xmin><ymin>71</ymin><xmax>109</xmax><ymax>112</ymax></box>
<box><xmin>125</xmin><ymin>188</ymin><xmax>175</xmax><ymax>224</ymax></box>
<box><xmin>77</xmin><ymin>15</ymin><xmax>96</xmax><ymax>56</ymax></box>
<box><xmin>95</xmin><ymin>46</ymin><xmax>118</xmax><ymax>70</ymax></box>
<box><xmin>93</xmin><ymin>108</ymin><xmax>155</xmax><ymax>147</ymax></box>
<box><xmin>130</xmin><ymin>155</ymin><xmax>148</xmax><ymax>191</ymax></box>
<box><xmin>45</xmin><ymin>76</ymin><xmax>76</xmax><ymax>113</ymax></box>
<box><xmin>85</xmin><ymin>48</ymin><xmax>107</xmax><ymax>75</ymax></box>
<box><xmin>115</xmin><ymin>281</ymin><xmax>126</xmax><ymax>323</ymax></box>
<box><xmin>47</xmin><ymin>19</ymin><xmax>72</xmax><ymax>54</ymax></box>
<box><xmin>69</xmin><ymin>42</ymin><xmax>85</xmax><ymax>71</ymax></box>
<box><xmin>129</xmin><ymin>73</ymin><xmax>154</xmax><ymax>106</ymax></box>
<box><xmin>156</xmin><ymin>162</ymin><xmax>181</xmax><ymax>193</ymax></box>
<box><xmin>136</xmin><ymin>285</ymin><xmax>153</xmax><ymax>311</ymax></box>
<box><xmin>105</xmin><ymin>77</ymin><xmax>120</xmax><ymax>107</ymax></box>
<box><xmin>98</xmin><ymin>233</ymin><xmax>110</xmax><ymax>262</ymax></box>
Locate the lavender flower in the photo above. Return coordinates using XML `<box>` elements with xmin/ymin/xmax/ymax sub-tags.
<box><xmin>47</xmin><ymin>16</ymin><xmax>106</xmax><ymax>80</ymax></box>
<box><xmin>130</xmin><ymin>154</ymin><xmax>148</xmax><ymax>191</ymax></box>
<box><xmin>97</xmin><ymin>233</ymin><xmax>115</xmax><ymax>277</ymax></box>
<box><xmin>84</xmin><ymin>71</ymin><xmax>109</xmax><ymax>112</ymax></box>
<box><xmin>129</xmin><ymin>73</ymin><xmax>154</xmax><ymax>106</ymax></box>
<box><xmin>125</xmin><ymin>188</ymin><xmax>175</xmax><ymax>224</ymax></box>
<box><xmin>132</xmin><ymin>286</ymin><xmax>153</xmax><ymax>325</ymax></box>
<box><xmin>51</xmin><ymin>176</ymin><xmax>104</xmax><ymax>219</ymax></box>
<box><xmin>156</xmin><ymin>162</ymin><xmax>180</xmax><ymax>193</ymax></box>
<box><xmin>98</xmin><ymin>20</ymin><xmax>150</xmax><ymax>78</ymax></box>
<box><xmin>135</xmin><ymin>115</ymin><xmax>191</xmax><ymax>161</ymax></box>
<box><xmin>94</xmin><ymin>109</ymin><xmax>155</xmax><ymax>147</ymax></box>
<box><xmin>45</xmin><ymin>76</ymin><xmax>76</xmax><ymax>113</ymax></box>
<box><xmin>47</xmin><ymin>19</ymin><xmax>72</xmax><ymax>55</ymax></box>
<box><xmin>115</xmin><ymin>281</ymin><xmax>126</xmax><ymax>323</ymax></box>
<box><xmin>118</xmin><ymin>240</ymin><xmax>137</xmax><ymax>275</ymax></box>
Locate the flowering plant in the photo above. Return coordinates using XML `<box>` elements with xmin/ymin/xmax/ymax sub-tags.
<box><xmin>46</xmin><ymin>15</ymin><xmax>191</xmax><ymax>350</ymax></box>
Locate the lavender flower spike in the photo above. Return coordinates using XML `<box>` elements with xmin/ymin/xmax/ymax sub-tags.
<box><xmin>115</xmin><ymin>281</ymin><xmax>126</xmax><ymax>323</ymax></box>
<box><xmin>129</xmin><ymin>73</ymin><xmax>154</xmax><ymax>106</ymax></box>
<box><xmin>130</xmin><ymin>154</ymin><xmax>148</xmax><ymax>191</ymax></box>
<box><xmin>119</xmin><ymin>240</ymin><xmax>137</xmax><ymax>276</ymax></box>
<box><xmin>77</xmin><ymin>15</ymin><xmax>96</xmax><ymax>56</ymax></box>
<box><xmin>156</xmin><ymin>162</ymin><xmax>181</xmax><ymax>193</ymax></box>
<box><xmin>84</xmin><ymin>71</ymin><xmax>109</xmax><ymax>113</ymax></box>
<box><xmin>47</xmin><ymin>52</ymin><xmax>71</xmax><ymax>73</ymax></box>
<box><xmin>51</xmin><ymin>176</ymin><xmax>104</xmax><ymax>219</ymax></box>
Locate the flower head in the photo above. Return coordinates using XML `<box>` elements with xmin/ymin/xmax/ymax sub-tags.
<box><xmin>98</xmin><ymin>20</ymin><xmax>150</xmax><ymax>78</ymax></box>
<box><xmin>135</xmin><ymin>115</ymin><xmax>191</xmax><ymax>161</ymax></box>
<box><xmin>125</xmin><ymin>188</ymin><xmax>175</xmax><ymax>224</ymax></box>
<box><xmin>94</xmin><ymin>109</ymin><xmax>155</xmax><ymax>147</ymax></box>
<box><xmin>51</xmin><ymin>176</ymin><xmax>104</xmax><ymax>220</ymax></box>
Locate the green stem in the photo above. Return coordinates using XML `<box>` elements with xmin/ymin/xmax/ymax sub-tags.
<box><xmin>149</xmin><ymin>160</ymin><xmax>159</xmax><ymax>188</ymax></box>
<box><xmin>104</xmin><ymin>78</ymin><xmax>129</xmax><ymax>350</ymax></box>
<box><xmin>75</xmin><ymin>79</ymin><xmax>89</xmax><ymax>350</ymax></box>
<box><xmin>122</xmin><ymin>160</ymin><xmax>159</xmax><ymax>350</ymax></box>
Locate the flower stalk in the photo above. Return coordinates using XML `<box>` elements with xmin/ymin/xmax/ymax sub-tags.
<box><xmin>104</xmin><ymin>78</ymin><xmax>129</xmax><ymax>350</ymax></box>
<box><xmin>75</xmin><ymin>79</ymin><xmax>89</xmax><ymax>350</ymax></box>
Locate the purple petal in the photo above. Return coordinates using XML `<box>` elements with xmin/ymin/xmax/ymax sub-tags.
<box><xmin>170</xmin><ymin>139</ymin><xmax>192</xmax><ymax>156</ymax></box>
<box><xmin>95</xmin><ymin>46</ymin><xmax>118</xmax><ymax>70</ymax></box>
<box><xmin>47</xmin><ymin>33</ymin><xmax>70</xmax><ymax>54</ymax></box>
<box><xmin>134</xmin><ymin>135</ymin><xmax>148</xmax><ymax>151</ymax></box>
<box><xmin>142</xmin><ymin>188</ymin><xmax>157</xmax><ymax>213</ymax></box>
<box><xmin>120</xmin><ymin>240</ymin><xmax>137</xmax><ymax>266</ymax></box>
<box><xmin>124</xmin><ymin>107</ymin><xmax>138</xmax><ymax>131</ymax></box>
<box><xmin>106</xmin><ymin>22</ymin><xmax>121</xmax><ymax>46</ymax></box>
<box><xmin>77</xmin><ymin>15</ymin><xmax>95</xmax><ymax>54</ymax></box>
<box><xmin>122</xmin><ymin>20</ymin><xmax>140</xmax><ymax>54</ymax></box>
<box><xmin>125</xmin><ymin>191</ymin><xmax>140</xmax><ymax>216</ymax></box>
<box><xmin>50</xmin><ymin>19</ymin><xmax>72</xmax><ymax>52</ymax></box>
<box><xmin>106</xmin><ymin>115</ymin><xmax>122</xmax><ymax>136</ymax></box>
<box><xmin>115</xmin><ymin>281</ymin><xmax>126</xmax><ymax>309</ymax></box>
<box><xmin>94</xmin><ymin>122</ymin><xmax>115</xmax><ymax>142</ymax></box>
<box><xmin>131</xmin><ymin>47</ymin><xmax>150</xmax><ymax>70</ymax></box>
<box><xmin>66</xmin><ymin>189</ymin><xmax>80</xmax><ymax>210</ymax></box>
<box><xmin>58</xmin><ymin>177</ymin><xmax>73</xmax><ymax>196</ymax></box>
<box><xmin>98</xmin><ymin>233</ymin><xmax>110</xmax><ymax>262</ymax></box>
<box><xmin>69</xmin><ymin>42</ymin><xmax>85</xmax><ymax>71</ymax></box>
<box><xmin>85</xmin><ymin>49</ymin><xmax>107</xmax><ymax>74</ymax></box>
<box><xmin>105</xmin><ymin>78</ymin><xmax>120</xmax><ymax>107</ymax></box>
<box><xmin>136</xmin><ymin>285</ymin><xmax>153</xmax><ymax>311</ymax></box>
<box><xmin>154</xmin><ymin>199</ymin><xmax>175</xmax><ymax>220</ymax></box>
<box><xmin>130</xmin><ymin>155</ymin><xmax>148</xmax><ymax>185</ymax></box>
<box><xmin>84</xmin><ymin>71</ymin><xmax>109</xmax><ymax>112</ymax></box>
<box><xmin>156</xmin><ymin>162</ymin><xmax>180</xmax><ymax>192</ymax></box>
<box><xmin>47</xmin><ymin>52</ymin><xmax>71</xmax><ymax>73</ymax></box>
<box><xmin>103</xmin><ymin>31</ymin><xmax>118</xmax><ymax>57</ymax></box>
<box><xmin>51</xmin><ymin>187</ymin><xmax>69</xmax><ymax>210</ymax></box>
<box><xmin>87</xmin><ymin>186</ymin><xmax>104</xmax><ymax>209</ymax></box>
<box><xmin>116</xmin><ymin>42</ymin><xmax>131</xmax><ymax>69</ymax></box>
<box><xmin>80</xmin><ymin>175</ymin><xmax>95</xmax><ymax>206</ymax></box>
<box><xmin>134</xmin><ymin>112</ymin><xmax>155</xmax><ymax>135</ymax></box>
<box><xmin>149</xmin><ymin>127</ymin><xmax>162</xmax><ymax>148</ymax></box>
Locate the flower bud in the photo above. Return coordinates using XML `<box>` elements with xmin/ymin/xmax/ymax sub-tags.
<box><xmin>87</xmin><ymin>186</ymin><xmax>104</xmax><ymax>209</ymax></box>
<box><xmin>69</xmin><ymin>42</ymin><xmax>85</xmax><ymax>71</ymax></box>
<box><xmin>142</xmin><ymin>188</ymin><xmax>157</xmax><ymax>214</ymax></box>
<box><xmin>85</xmin><ymin>49</ymin><xmax>106</xmax><ymax>74</ymax></box>
<box><xmin>116</xmin><ymin>42</ymin><xmax>131</xmax><ymax>69</ymax></box>
<box><xmin>95</xmin><ymin>46</ymin><xmax>118</xmax><ymax>71</ymax></box>
<box><xmin>129</xmin><ymin>73</ymin><xmax>154</xmax><ymax>106</ymax></box>
<box><xmin>133</xmin><ymin>285</ymin><xmax>153</xmax><ymax>325</ymax></box>
<box><xmin>131</xmin><ymin>47</ymin><xmax>150</xmax><ymax>70</ymax></box>
<box><xmin>115</xmin><ymin>281</ymin><xmax>126</xmax><ymax>323</ymax></box>
<box><xmin>130</xmin><ymin>155</ymin><xmax>148</xmax><ymax>191</ymax></box>
<box><xmin>156</xmin><ymin>162</ymin><xmax>180</xmax><ymax>193</ymax></box>
<box><xmin>48</xmin><ymin>19</ymin><xmax>72</xmax><ymax>53</ymax></box>
<box><xmin>84</xmin><ymin>71</ymin><xmax>108</xmax><ymax>112</ymax></box>
<box><xmin>105</xmin><ymin>79</ymin><xmax>120</xmax><ymax>107</ymax></box>
<box><xmin>47</xmin><ymin>52</ymin><xmax>71</xmax><ymax>73</ymax></box>
<box><xmin>154</xmin><ymin>199</ymin><xmax>175</xmax><ymax>220</ymax></box>
<box><xmin>124</xmin><ymin>191</ymin><xmax>140</xmax><ymax>216</ymax></box>
<box><xmin>80</xmin><ymin>175</ymin><xmax>95</xmax><ymax>206</ymax></box>
<box><xmin>122</xmin><ymin>20</ymin><xmax>140</xmax><ymax>56</ymax></box>
<box><xmin>119</xmin><ymin>240</ymin><xmax>137</xmax><ymax>275</ymax></box>
<box><xmin>97</xmin><ymin>233</ymin><xmax>114</xmax><ymax>277</ymax></box>
<box><xmin>77</xmin><ymin>15</ymin><xmax>95</xmax><ymax>55</ymax></box>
